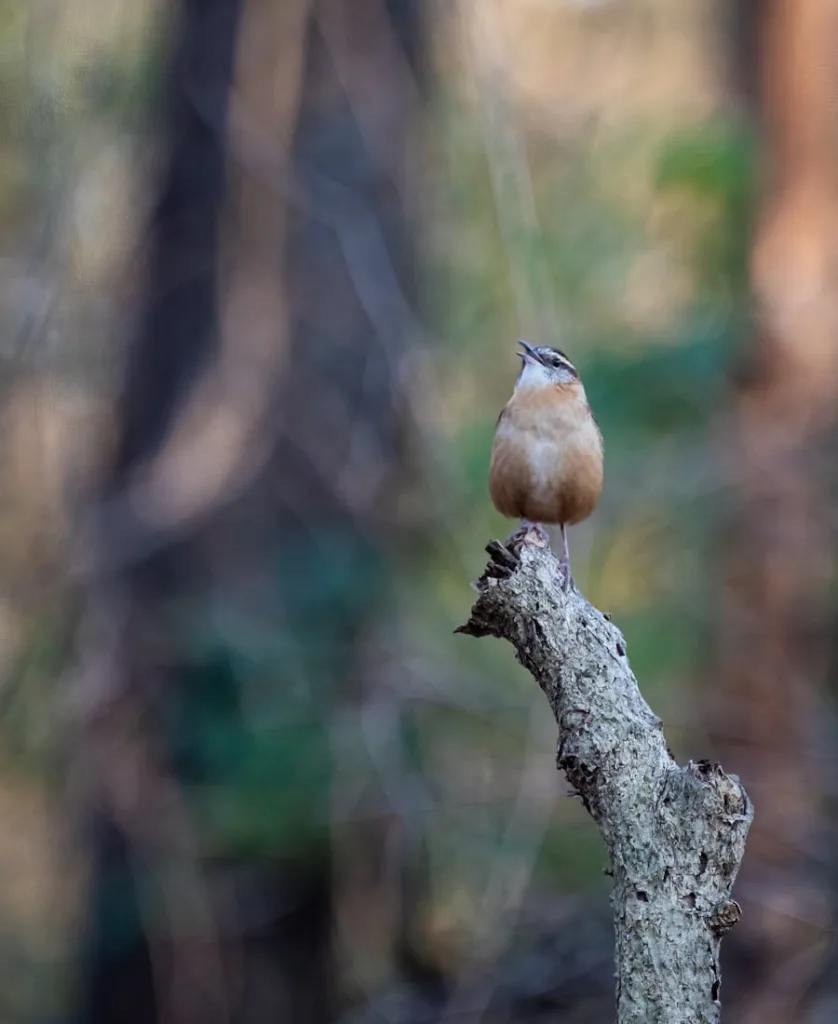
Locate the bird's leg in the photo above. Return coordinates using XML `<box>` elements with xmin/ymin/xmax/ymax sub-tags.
<box><xmin>559</xmin><ymin>524</ymin><xmax>573</xmax><ymax>587</ymax></box>
<box><xmin>522</xmin><ymin>519</ymin><xmax>550</xmax><ymax>543</ymax></box>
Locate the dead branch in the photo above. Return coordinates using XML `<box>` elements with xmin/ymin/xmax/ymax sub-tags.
<box><xmin>457</xmin><ymin>536</ymin><xmax>753</xmax><ymax>1023</ymax></box>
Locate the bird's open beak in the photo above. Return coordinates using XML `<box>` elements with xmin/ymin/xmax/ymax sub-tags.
<box><xmin>517</xmin><ymin>339</ymin><xmax>542</xmax><ymax>364</ymax></box>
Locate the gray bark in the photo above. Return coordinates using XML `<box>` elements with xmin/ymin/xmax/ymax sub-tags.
<box><xmin>457</xmin><ymin>535</ymin><xmax>753</xmax><ymax>1023</ymax></box>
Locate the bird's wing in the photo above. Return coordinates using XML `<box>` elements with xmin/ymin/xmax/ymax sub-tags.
<box><xmin>586</xmin><ymin>402</ymin><xmax>604</xmax><ymax>450</ymax></box>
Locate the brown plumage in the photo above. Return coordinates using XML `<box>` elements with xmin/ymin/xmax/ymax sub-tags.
<box><xmin>489</xmin><ymin>341</ymin><xmax>603</xmax><ymax>574</ymax></box>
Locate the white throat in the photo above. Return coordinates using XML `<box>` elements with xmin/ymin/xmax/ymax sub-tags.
<box><xmin>515</xmin><ymin>359</ymin><xmax>580</xmax><ymax>392</ymax></box>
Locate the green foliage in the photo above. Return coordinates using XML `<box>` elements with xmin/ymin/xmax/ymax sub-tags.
<box><xmin>0</xmin><ymin>610</ymin><xmax>71</xmax><ymax>774</ymax></box>
<box><xmin>161</xmin><ymin>530</ymin><xmax>392</xmax><ymax>857</ymax></box>
<box><xmin>655</xmin><ymin>120</ymin><xmax>757</xmax><ymax>302</ymax></box>
<box><xmin>75</xmin><ymin>39</ymin><xmax>167</xmax><ymax>132</ymax></box>
<box><xmin>583</xmin><ymin>313</ymin><xmax>737</xmax><ymax>441</ymax></box>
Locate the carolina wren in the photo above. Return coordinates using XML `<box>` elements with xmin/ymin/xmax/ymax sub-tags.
<box><xmin>489</xmin><ymin>340</ymin><xmax>603</xmax><ymax>577</ymax></box>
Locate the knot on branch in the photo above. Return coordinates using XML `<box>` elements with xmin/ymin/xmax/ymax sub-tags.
<box><xmin>708</xmin><ymin>899</ymin><xmax>742</xmax><ymax>936</ymax></box>
<box><xmin>686</xmin><ymin>759</ymin><xmax>752</xmax><ymax>821</ymax></box>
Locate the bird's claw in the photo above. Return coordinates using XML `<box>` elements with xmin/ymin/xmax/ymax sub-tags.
<box><xmin>558</xmin><ymin>557</ymin><xmax>574</xmax><ymax>591</ymax></box>
<box><xmin>508</xmin><ymin>520</ymin><xmax>550</xmax><ymax>548</ymax></box>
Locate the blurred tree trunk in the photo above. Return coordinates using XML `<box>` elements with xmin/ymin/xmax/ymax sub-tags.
<box><xmin>713</xmin><ymin>2</ymin><xmax>838</xmax><ymax>1020</ymax></box>
<box><xmin>69</xmin><ymin>1</ymin><xmax>427</xmax><ymax>1022</ymax></box>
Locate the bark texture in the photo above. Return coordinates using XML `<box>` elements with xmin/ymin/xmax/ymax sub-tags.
<box><xmin>458</xmin><ymin>535</ymin><xmax>753</xmax><ymax>1024</ymax></box>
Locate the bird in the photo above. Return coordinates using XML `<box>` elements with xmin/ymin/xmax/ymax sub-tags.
<box><xmin>489</xmin><ymin>340</ymin><xmax>603</xmax><ymax>581</ymax></box>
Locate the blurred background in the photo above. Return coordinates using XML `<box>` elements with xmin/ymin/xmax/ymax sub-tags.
<box><xmin>0</xmin><ymin>0</ymin><xmax>837</xmax><ymax>1021</ymax></box>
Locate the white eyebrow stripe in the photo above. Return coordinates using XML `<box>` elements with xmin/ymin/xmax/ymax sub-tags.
<box><xmin>540</xmin><ymin>349</ymin><xmax>577</xmax><ymax>372</ymax></box>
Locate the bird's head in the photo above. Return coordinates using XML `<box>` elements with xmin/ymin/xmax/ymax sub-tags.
<box><xmin>515</xmin><ymin>339</ymin><xmax>579</xmax><ymax>389</ymax></box>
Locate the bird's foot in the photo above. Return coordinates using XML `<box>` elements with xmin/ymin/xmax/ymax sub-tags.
<box><xmin>508</xmin><ymin>520</ymin><xmax>550</xmax><ymax>548</ymax></box>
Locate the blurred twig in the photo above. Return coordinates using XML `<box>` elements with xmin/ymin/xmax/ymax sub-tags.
<box><xmin>461</xmin><ymin>0</ymin><xmax>562</xmax><ymax>345</ymax></box>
